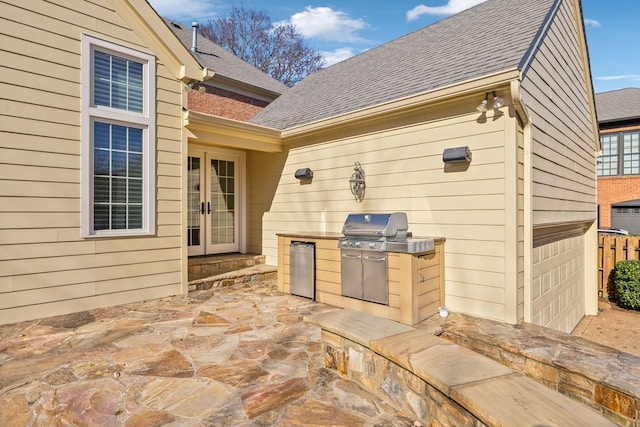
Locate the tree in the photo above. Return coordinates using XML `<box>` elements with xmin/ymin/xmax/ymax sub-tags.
<box><xmin>200</xmin><ymin>5</ymin><xmax>325</xmax><ymax>87</ymax></box>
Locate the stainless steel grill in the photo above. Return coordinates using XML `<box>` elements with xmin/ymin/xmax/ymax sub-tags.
<box><xmin>338</xmin><ymin>212</ymin><xmax>435</xmax><ymax>305</ymax></box>
<box><xmin>338</xmin><ymin>212</ymin><xmax>408</xmax><ymax>251</ymax></box>
<box><xmin>338</xmin><ymin>213</ymin><xmax>404</xmax><ymax>305</ymax></box>
<box><xmin>338</xmin><ymin>212</ymin><xmax>434</xmax><ymax>254</ymax></box>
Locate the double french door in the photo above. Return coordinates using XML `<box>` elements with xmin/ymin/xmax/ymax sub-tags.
<box><xmin>187</xmin><ymin>148</ymin><xmax>244</xmax><ymax>256</ymax></box>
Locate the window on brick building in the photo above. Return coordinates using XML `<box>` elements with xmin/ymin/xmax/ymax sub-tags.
<box><xmin>598</xmin><ymin>130</ymin><xmax>640</xmax><ymax>177</ymax></box>
<box><xmin>598</xmin><ymin>134</ymin><xmax>618</xmax><ymax>176</ymax></box>
<box><xmin>623</xmin><ymin>131</ymin><xmax>640</xmax><ymax>174</ymax></box>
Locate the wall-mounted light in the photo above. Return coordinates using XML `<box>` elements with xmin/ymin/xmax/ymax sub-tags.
<box><xmin>476</xmin><ymin>91</ymin><xmax>504</xmax><ymax>112</ymax></box>
<box><xmin>186</xmin><ymin>80</ymin><xmax>207</xmax><ymax>94</ymax></box>
<box><xmin>349</xmin><ymin>162</ymin><xmax>366</xmax><ymax>203</ymax></box>
<box><xmin>294</xmin><ymin>168</ymin><xmax>313</xmax><ymax>180</ymax></box>
<box><xmin>443</xmin><ymin>146</ymin><xmax>472</xmax><ymax>164</ymax></box>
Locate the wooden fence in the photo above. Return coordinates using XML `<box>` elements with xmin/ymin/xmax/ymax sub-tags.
<box><xmin>598</xmin><ymin>235</ymin><xmax>640</xmax><ymax>299</ymax></box>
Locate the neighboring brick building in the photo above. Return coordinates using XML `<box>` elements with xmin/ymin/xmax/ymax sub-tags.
<box><xmin>164</xmin><ymin>18</ymin><xmax>288</xmax><ymax>122</ymax></box>
<box><xmin>188</xmin><ymin>86</ymin><xmax>270</xmax><ymax>122</ymax></box>
<box><xmin>596</xmin><ymin>88</ymin><xmax>640</xmax><ymax>233</ymax></box>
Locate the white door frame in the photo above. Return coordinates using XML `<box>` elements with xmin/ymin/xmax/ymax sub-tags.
<box><xmin>188</xmin><ymin>145</ymin><xmax>246</xmax><ymax>256</ymax></box>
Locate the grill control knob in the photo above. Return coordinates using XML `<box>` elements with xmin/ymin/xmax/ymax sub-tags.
<box><xmin>355</xmin><ymin>241</ymin><xmax>362</xmax><ymax>248</ymax></box>
<box><xmin>369</xmin><ymin>242</ymin><xmax>376</xmax><ymax>249</ymax></box>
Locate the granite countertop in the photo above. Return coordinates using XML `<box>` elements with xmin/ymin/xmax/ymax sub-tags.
<box><xmin>277</xmin><ymin>231</ymin><xmax>343</xmax><ymax>239</ymax></box>
<box><xmin>277</xmin><ymin>231</ymin><xmax>445</xmax><ymax>243</ymax></box>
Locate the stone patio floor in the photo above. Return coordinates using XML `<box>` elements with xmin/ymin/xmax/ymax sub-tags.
<box><xmin>0</xmin><ymin>279</ymin><xmax>414</xmax><ymax>426</ymax></box>
<box><xmin>1</xmin><ymin>273</ymin><xmax>638</xmax><ymax>426</ymax></box>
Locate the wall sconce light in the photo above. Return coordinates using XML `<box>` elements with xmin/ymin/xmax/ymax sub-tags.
<box><xmin>476</xmin><ymin>91</ymin><xmax>504</xmax><ymax>112</ymax></box>
<box><xmin>187</xmin><ymin>80</ymin><xmax>207</xmax><ymax>94</ymax></box>
<box><xmin>443</xmin><ymin>146</ymin><xmax>472</xmax><ymax>164</ymax></box>
<box><xmin>349</xmin><ymin>162</ymin><xmax>366</xmax><ymax>203</ymax></box>
<box><xmin>294</xmin><ymin>168</ymin><xmax>313</xmax><ymax>180</ymax></box>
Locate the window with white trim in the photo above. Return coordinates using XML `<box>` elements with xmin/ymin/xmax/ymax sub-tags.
<box><xmin>81</xmin><ymin>35</ymin><xmax>156</xmax><ymax>236</ymax></box>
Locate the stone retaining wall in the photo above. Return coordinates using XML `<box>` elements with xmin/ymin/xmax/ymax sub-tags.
<box><xmin>322</xmin><ymin>329</ymin><xmax>487</xmax><ymax>425</ymax></box>
<box><xmin>307</xmin><ymin>309</ymin><xmax>615</xmax><ymax>427</ymax></box>
<box><xmin>188</xmin><ymin>254</ymin><xmax>266</xmax><ymax>282</ymax></box>
<box><xmin>436</xmin><ymin>313</ymin><xmax>640</xmax><ymax>427</ymax></box>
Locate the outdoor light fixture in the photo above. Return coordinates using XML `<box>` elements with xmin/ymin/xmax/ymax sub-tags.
<box><xmin>493</xmin><ymin>93</ymin><xmax>504</xmax><ymax>108</ymax></box>
<box><xmin>349</xmin><ymin>162</ymin><xmax>366</xmax><ymax>203</ymax></box>
<box><xmin>476</xmin><ymin>93</ymin><xmax>489</xmax><ymax>112</ymax></box>
<box><xmin>476</xmin><ymin>91</ymin><xmax>504</xmax><ymax>111</ymax></box>
<box><xmin>186</xmin><ymin>80</ymin><xmax>207</xmax><ymax>94</ymax></box>
<box><xmin>294</xmin><ymin>168</ymin><xmax>313</xmax><ymax>180</ymax></box>
<box><xmin>443</xmin><ymin>146</ymin><xmax>472</xmax><ymax>164</ymax></box>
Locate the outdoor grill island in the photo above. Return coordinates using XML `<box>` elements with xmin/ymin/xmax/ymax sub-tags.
<box><xmin>277</xmin><ymin>212</ymin><xmax>445</xmax><ymax>325</ymax></box>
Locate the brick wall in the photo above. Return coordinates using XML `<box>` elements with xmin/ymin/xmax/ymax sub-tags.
<box><xmin>597</xmin><ymin>176</ymin><xmax>640</xmax><ymax>228</ymax></box>
<box><xmin>188</xmin><ymin>86</ymin><xmax>270</xmax><ymax>122</ymax></box>
<box><xmin>598</xmin><ymin>125</ymin><xmax>640</xmax><ymax>228</ymax></box>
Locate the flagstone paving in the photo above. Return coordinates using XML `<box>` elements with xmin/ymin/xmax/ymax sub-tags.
<box><xmin>0</xmin><ymin>280</ymin><xmax>414</xmax><ymax>426</ymax></box>
<box><xmin>2</xmin><ymin>274</ymin><xmax>637</xmax><ymax>426</ymax></box>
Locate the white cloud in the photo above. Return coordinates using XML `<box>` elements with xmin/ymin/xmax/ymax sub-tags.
<box><xmin>407</xmin><ymin>0</ymin><xmax>487</xmax><ymax>21</ymax></box>
<box><xmin>287</xmin><ymin>6</ymin><xmax>369</xmax><ymax>43</ymax></box>
<box><xmin>584</xmin><ymin>18</ymin><xmax>601</xmax><ymax>28</ymax></box>
<box><xmin>596</xmin><ymin>75</ymin><xmax>640</xmax><ymax>81</ymax></box>
<box><xmin>321</xmin><ymin>47</ymin><xmax>359</xmax><ymax>67</ymax></box>
<box><xmin>148</xmin><ymin>0</ymin><xmax>219</xmax><ymax>23</ymax></box>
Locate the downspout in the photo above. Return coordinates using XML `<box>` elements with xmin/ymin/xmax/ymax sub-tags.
<box><xmin>511</xmin><ymin>79</ymin><xmax>533</xmax><ymax>325</ymax></box>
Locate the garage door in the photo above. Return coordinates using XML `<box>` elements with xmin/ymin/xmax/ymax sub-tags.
<box><xmin>611</xmin><ymin>200</ymin><xmax>640</xmax><ymax>235</ymax></box>
<box><xmin>531</xmin><ymin>235</ymin><xmax>585</xmax><ymax>333</ymax></box>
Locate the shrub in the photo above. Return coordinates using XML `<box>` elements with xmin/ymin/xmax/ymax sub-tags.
<box><xmin>614</xmin><ymin>260</ymin><xmax>640</xmax><ymax>310</ymax></box>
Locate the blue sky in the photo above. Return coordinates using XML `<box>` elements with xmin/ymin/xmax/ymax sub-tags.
<box><xmin>149</xmin><ymin>0</ymin><xmax>640</xmax><ymax>94</ymax></box>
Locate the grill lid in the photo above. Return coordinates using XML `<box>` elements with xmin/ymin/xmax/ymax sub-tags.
<box><xmin>341</xmin><ymin>212</ymin><xmax>408</xmax><ymax>239</ymax></box>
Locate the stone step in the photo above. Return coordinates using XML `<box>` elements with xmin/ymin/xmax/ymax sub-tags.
<box><xmin>188</xmin><ymin>264</ymin><xmax>277</xmax><ymax>292</ymax></box>
<box><xmin>188</xmin><ymin>254</ymin><xmax>265</xmax><ymax>281</ymax></box>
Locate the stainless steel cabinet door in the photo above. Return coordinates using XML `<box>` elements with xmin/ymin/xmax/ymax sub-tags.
<box><xmin>362</xmin><ymin>253</ymin><xmax>388</xmax><ymax>304</ymax></box>
<box><xmin>290</xmin><ymin>242</ymin><xmax>315</xmax><ymax>299</ymax></box>
<box><xmin>341</xmin><ymin>249</ymin><xmax>362</xmax><ymax>299</ymax></box>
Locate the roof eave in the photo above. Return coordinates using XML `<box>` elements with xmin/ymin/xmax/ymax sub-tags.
<box><xmin>281</xmin><ymin>68</ymin><xmax>521</xmax><ymax>138</ymax></box>
<box><xmin>185</xmin><ymin>110</ymin><xmax>283</xmax><ymax>153</ymax></box>
<box><xmin>108</xmin><ymin>0</ymin><xmax>206</xmax><ymax>83</ymax></box>
<box><xmin>211</xmin><ymin>74</ymin><xmax>285</xmax><ymax>100</ymax></box>
<box><xmin>598</xmin><ymin>115</ymin><xmax>640</xmax><ymax>126</ymax></box>
<box><xmin>518</xmin><ymin>0</ymin><xmax>562</xmax><ymax>77</ymax></box>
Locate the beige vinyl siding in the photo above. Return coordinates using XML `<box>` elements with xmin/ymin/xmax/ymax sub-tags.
<box><xmin>520</xmin><ymin>0</ymin><xmax>597</xmax><ymax>227</ymax></box>
<box><xmin>519</xmin><ymin>0</ymin><xmax>596</xmax><ymax>329</ymax></box>
<box><xmin>0</xmin><ymin>0</ymin><xmax>185</xmax><ymax>324</ymax></box>
<box><xmin>257</xmin><ymin>100</ymin><xmax>519</xmax><ymax>323</ymax></box>
<box><xmin>246</xmin><ymin>150</ymin><xmax>285</xmax><ymax>253</ymax></box>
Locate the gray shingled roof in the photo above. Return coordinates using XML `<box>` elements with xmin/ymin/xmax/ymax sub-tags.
<box><xmin>595</xmin><ymin>88</ymin><xmax>640</xmax><ymax>123</ymax></box>
<box><xmin>163</xmin><ymin>18</ymin><xmax>288</xmax><ymax>96</ymax></box>
<box><xmin>250</xmin><ymin>0</ymin><xmax>555</xmax><ymax>130</ymax></box>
